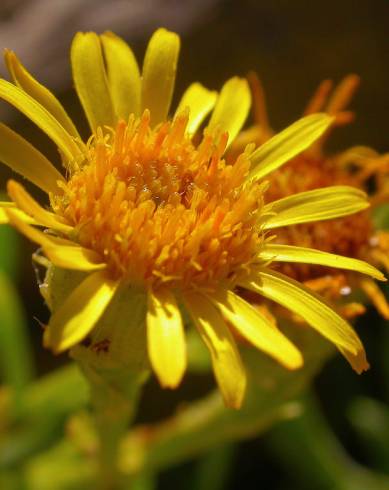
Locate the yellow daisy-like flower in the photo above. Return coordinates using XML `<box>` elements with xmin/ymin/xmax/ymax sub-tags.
<box><xmin>0</xmin><ymin>29</ymin><xmax>384</xmax><ymax>408</ymax></box>
<box><xmin>234</xmin><ymin>72</ymin><xmax>389</xmax><ymax>320</ymax></box>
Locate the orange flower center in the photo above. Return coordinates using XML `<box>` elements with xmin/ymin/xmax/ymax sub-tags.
<box><xmin>55</xmin><ymin>111</ymin><xmax>264</xmax><ymax>288</ymax></box>
<box><xmin>266</xmin><ymin>154</ymin><xmax>373</xmax><ymax>282</ymax></box>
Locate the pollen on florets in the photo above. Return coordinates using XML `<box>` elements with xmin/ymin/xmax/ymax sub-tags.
<box><xmin>53</xmin><ymin>111</ymin><xmax>265</xmax><ymax>289</ymax></box>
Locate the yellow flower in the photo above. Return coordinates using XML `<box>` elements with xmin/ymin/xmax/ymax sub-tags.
<box><xmin>0</xmin><ymin>29</ymin><xmax>384</xmax><ymax>408</ymax></box>
<box><xmin>234</xmin><ymin>72</ymin><xmax>389</xmax><ymax>320</ymax></box>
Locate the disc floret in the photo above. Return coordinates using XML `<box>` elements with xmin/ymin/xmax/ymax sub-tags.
<box><xmin>54</xmin><ymin>111</ymin><xmax>265</xmax><ymax>289</ymax></box>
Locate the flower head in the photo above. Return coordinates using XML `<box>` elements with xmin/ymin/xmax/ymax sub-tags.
<box><xmin>234</xmin><ymin>72</ymin><xmax>389</xmax><ymax>320</ymax></box>
<box><xmin>0</xmin><ymin>29</ymin><xmax>384</xmax><ymax>408</ymax></box>
<box><xmin>51</xmin><ymin>111</ymin><xmax>264</xmax><ymax>290</ymax></box>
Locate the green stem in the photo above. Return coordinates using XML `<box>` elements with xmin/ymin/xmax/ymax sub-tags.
<box><xmin>59</xmin><ymin>284</ymin><xmax>150</xmax><ymax>489</ymax></box>
<box><xmin>80</xmin><ymin>362</ymin><xmax>144</xmax><ymax>490</ymax></box>
<box><xmin>120</xmin><ymin>333</ymin><xmax>332</xmax><ymax>476</ymax></box>
<box><xmin>193</xmin><ymin>443</ymin><xmax>235</xmax><ymax>490</ymax></box>
<box><xmin>266</xmin><ymin>392</ymin><xmax>389</xmax><ymax>490</ymax></box>
<box><xmin>94</xmin><ymin>387</ymin><xmax>138</xmax><ymax>489</ymax></box>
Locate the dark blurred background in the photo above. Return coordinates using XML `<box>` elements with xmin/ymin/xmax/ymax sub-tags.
<box><xmin>0</xmin><ymin>1</ymin><xmax>389</xmax><ymax>488</ymax></box>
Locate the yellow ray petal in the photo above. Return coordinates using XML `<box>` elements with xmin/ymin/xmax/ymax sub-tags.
<box><xmin>7</xmin><ymin>180</ymin><xmax>72</xmax><ymax>233</ymax></box>
<box><xmin>0</xmin><ymin>124</ymin><xmax>65</xmax><ymax>194</ymax></box>
<box><xmin>147</xmin><ymin>288</ymin><xmax>186</xmax><ymax>388</ymax></box>
<box><xmin>0</xmin><ymin>202</ymin><xmax>36</xmax><ymax>225</ymax></box>
<box><xmin>248</xmin><ymin>113</ymin><xmax>333</xmax><ymax>182</ymax></box>
<box><xmin>5</xmin><ymin>209</ymin><xmax>104</xmax><ymax>270</ymax></box>
<box><xmin>360</xmin><ymin>278</ymin><xmax>389</xmax><ymax>320</ymax></box>
<box><xmin>44</xmin><ymin>270</ymin><xmax>118</xmax><ymax>352</ymax></box>
<box><xmin>101</xmin><ymin>32</ymin><xmax>141</xmax><ymax>121</ymax></box>
<box><xmin>5</xmin><ymin>208</ymin><xmax>71</xmax><ymax>247</ymax></box>
<box><xmin>337</xmin><ymin>345</ymin><xmax>369</xmax><ymax>374</ymax></box>
<box><xmin>209</xmin><ymin>288</ymin><xmax>303</xmax><ymax>370</ymax></box>
<box><xmin>240</xmin><ymin>268</ymin><xmax>367</xmax><ymax>363</ymax></box>
<box><xmin>207</xmin><ymin>77</ymin><xmax>251</xmax><ymax>147</ymax></box>
<box><xmin>338</xmin><ymin>302</ymin><xmax>366</xmax><ymax>320</ymax></box>
<box><xmin>184</xmin><ymin>290</ymin><xmax>246</xmax><ymax>409</ymax></box>
<box><xmin>175</xmin><ymin>83</ymin><xmax>217</xmax><ymax>135</ymax></box>
<box><xmin>4</xmin><ymin>50</ymin><xmax>83</xmax><ymax>143</ymax></box>
<box><xmin>43</xmin><ymin>245</ymin><xmax>106</xmax><ymax>271</ymax></box>
<box><xmin>261</xmin><ymin>243</ymin><xmax>385</xmax><ymax>281</ymax></box>
<box><xmin>71</xmin><ymin>32</ymin><xmax>115</xmax><ymax>131</ymax></box>
<box><xmin>263</xmin><ymin>186</ymin><xmax>369</xmax><ymax>230</ymax></box>
<box><xmin>0</xmin><ymin>80</ymin><xmax>81</xmax><ymax>162</ymax></box>
<box><xmin>141</xmin><ymin>28</ymin><xmax>180</xmax><ymax>127</ymax></box>
<box><xmin>371</xmin><ymin>250</ymin><xmax>389</xmax><ymax>276</ymax></box>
